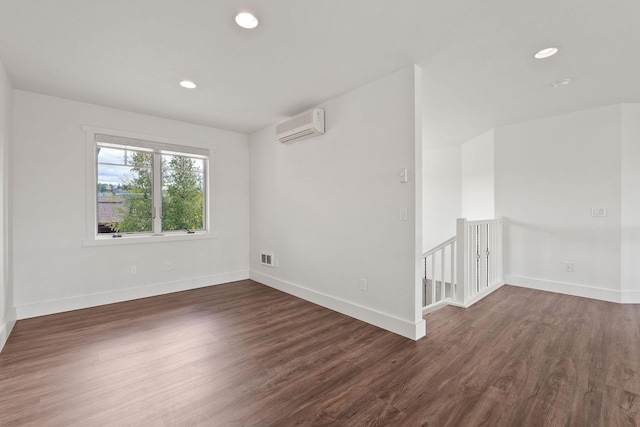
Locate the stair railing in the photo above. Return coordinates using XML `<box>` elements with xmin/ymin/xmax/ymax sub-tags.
<box><xmin>422</xmin><ymin>217</ymin><xmax>504</xmax><ymax>314</ymax></box>
<box><xmin>422</xmin><ymin>236</ymin><xmax>456</xmax><ymax>312</ymax></box>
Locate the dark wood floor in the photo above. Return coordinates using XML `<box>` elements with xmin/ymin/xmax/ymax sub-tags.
<box><xmin>0</xmin><ymin>281</ymin><xmax>638</xmax><ymax>426</ymax></box>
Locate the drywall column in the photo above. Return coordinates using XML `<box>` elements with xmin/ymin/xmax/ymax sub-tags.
<box><xmin>250</xmin><ymin>65</ymin><xmax>426</xmax><ymax>340</ymax></box>
<box><xmin>0</xmin><ymin>59</ymin><xmax>14</xmax><ymax>351</ymax></box>
<box><xmin>621</xmin><ymin>104</ymin><xmax>640</xmax><ymax>302</ymax></box>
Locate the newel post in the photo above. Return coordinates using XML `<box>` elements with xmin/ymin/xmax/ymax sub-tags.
<box><xmin>455</xmin><ymin>218</ymin><xmax>468</xmax><ymax>305</ymax></box>
<box><xmin>497</xmin><ymin>216</ymin><xmax>505</xmax><ymax>285</ymax></box>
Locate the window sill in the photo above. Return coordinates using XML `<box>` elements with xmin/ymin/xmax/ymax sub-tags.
<box><xmin>82</xmin><ymin>231</ymin><xmax>217</xmax><ymax>247</ymax></box>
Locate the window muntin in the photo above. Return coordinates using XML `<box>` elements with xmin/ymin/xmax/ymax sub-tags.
<box><xmin>92</xmin><ymin>132</ymin><xmax>209</xmax><ymax>239</ymax></box>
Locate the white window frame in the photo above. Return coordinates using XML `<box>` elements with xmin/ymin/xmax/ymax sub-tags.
<box><xmin>83</xmin><ymin>125</ymin><xmax>216</xmax><ymax>246</ymax></box>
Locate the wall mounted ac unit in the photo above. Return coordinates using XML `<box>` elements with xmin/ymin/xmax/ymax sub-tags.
<box><xmin>276</xmin><ymin>108</ymin><xmax>325</xmax><ymax>144</ymax></box>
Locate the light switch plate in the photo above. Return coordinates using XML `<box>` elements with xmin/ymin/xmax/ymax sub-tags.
<box><xmin>400</xmin><ymin>207</ymin><xmax>408</xmax><ymax>221</ymax></box>
<box><xmin>400</xmin><ymin>168</ymin><xmax>408</xmax><ymax>183</ymax></box>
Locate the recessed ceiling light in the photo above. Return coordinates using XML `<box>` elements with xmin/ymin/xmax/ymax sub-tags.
<box><xmin>179</xmin><ymin>80</ymin><xmax>197</xmax><ymax>89</ymax></box>
<box><xmin>534</xmin><ymin>47</ymin><xmax>559</xmax><ymax>59</ymax></box>
<box><xmin>235</xmin><ymin>12</ymin><xmax>259</xmax><ymax>29</ymax></box>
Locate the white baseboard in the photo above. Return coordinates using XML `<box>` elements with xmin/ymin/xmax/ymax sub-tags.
<box><xmin>0</xmin><ymin>307</ymin><xmax>17</xmax><ymax>353</ymax></box>
<box><xmin>621</xmin><ymin>289</ymin><xmax>640</xmax><ymax>304</ymax></box>
<box><xmin>422</xmin><ymin>298</ymin><xmax>452</xmax><ymax>315</ymax></box>
<box><xmin>507</xmin><ymin>275</ymin><xmax>625</xmax><ymax>303</ymax></box>
<box><xmin>250</xmin><ymin>270</ymin><xmax>426</xmax><ymax>341</ymax></box>
<box><xmin>446</xmin><ymin>282</ymin><xmax>506</xmax><ymax>310</ymax></box>
<box><xmin>16</xmin><ymin>270</ymin><xmax>250</xmax><ymax>320</ymax></box>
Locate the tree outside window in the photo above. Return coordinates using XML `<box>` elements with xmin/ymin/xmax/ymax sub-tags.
<box><xmin>161</xmin><ymin>155</ymin><xmax>204</xmax><ymax>232</ymax></box>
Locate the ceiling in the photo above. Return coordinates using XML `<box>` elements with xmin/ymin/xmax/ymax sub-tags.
<box><xmin>1</xmin><ymin>0</ymin><xmax>639</xmax><ymax>147</ymax></box>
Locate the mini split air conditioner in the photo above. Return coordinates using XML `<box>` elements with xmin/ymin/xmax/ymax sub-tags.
<box><xmin>276</xmin><ymin>108</ymin><xmax>325</xmax><ymax>144</ymax></box>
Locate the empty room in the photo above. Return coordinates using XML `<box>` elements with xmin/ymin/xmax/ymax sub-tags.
<box><xmin>0</xmin><ymin>1</ymin><xmax>639</xmax><ymax>425</ymax></box>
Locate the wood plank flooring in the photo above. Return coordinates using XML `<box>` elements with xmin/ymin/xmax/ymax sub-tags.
<box><xmin>0</xmin><ymin>280</ymin><xmax>638</xmax><ymax>426</ymax></box>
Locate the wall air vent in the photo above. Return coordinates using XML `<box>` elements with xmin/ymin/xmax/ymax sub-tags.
<box><xmin>260</xmin><ymin>251</ymin><xmax>275</xmax><ymax>267</ymax></box>
<box><xmin>276</xmin><ymin>108</ymin><xmax>325</xmax><ymax>144</ymax></box>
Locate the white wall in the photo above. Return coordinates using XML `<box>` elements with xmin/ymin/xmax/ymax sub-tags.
<box><xmin>422</xmin><ymin>128</ymin><xmax>495</xmax><ymax>253</ymax></box>
<box><xmin>621</xmin><ymin>104</ymin><xmax>640</xmax><ymax>302</ymax></box>
<box><xmin>12</xmin><ymin>91</ymin><xmax>250</xmax><ymax>318</ymax></box>
<box><xmin>461</xmin><ymin>129</ymin><xmax>494</xmax><ymax>220</ymax></box>
<box><xmin>495</xmin><ymin>105</ymin><xmax>623</xmax><ymax>301</ymax></box>
<box><xmin>0</xmin><ymin>59</ymin><xmax>14</xmax><ymax>351</ymax></box>
<box><xmin>422</xmin><ymin>145</ymin><xmax>461</xmax><ymax>250</ymax></box>
<box><xmin>250</xmin><ymin>66</ymin><xmax>425</xmax><ymax>340</ymax></box>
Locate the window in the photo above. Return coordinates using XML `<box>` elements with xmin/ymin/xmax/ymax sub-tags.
<box><xmin>160</xmin><ymin>154</ymin><xmax>205</xmax><ymax>232</ymax></box>
<box><xmin>97</xmin><ymin>146</ymin><xmax>153</xmax><ymax>234</ymax></box>
<box><xmin>85</xmin><ymin>127</ymin><xmax>211</xmax><ymax>244</ymax></box>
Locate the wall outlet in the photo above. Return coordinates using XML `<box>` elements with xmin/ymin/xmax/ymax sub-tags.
<box><xmin>591</xmin><ymin>207</ymin><xmax>607</xmax><ymax>217</ymax></box>
<box><xmin>164</xmin><ymin>261</ymin><xmax>172</xmax><ymax>271</ymax></box>
<box><xmin>359</xmin><ymin>278</ymin><xmax>368</xmax><ymax>292</ymax></box>
<box><xmin>130</xmin><ymin>265</ymin><xmax>137</xmax><ymax>275</ymax></box>
<box><xmin>563</xmin><ymin>262</ymin><xmax>574</xmax><ymax>272</ymax></box>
